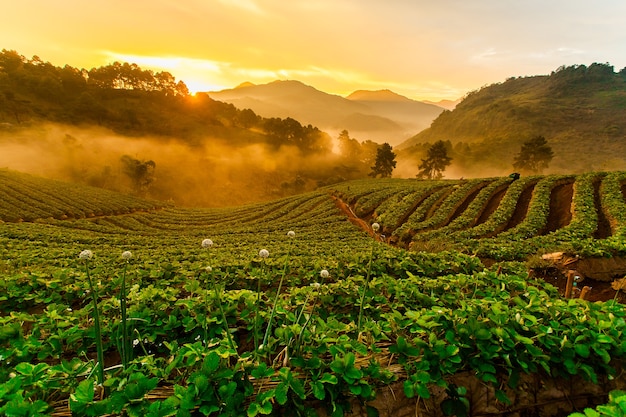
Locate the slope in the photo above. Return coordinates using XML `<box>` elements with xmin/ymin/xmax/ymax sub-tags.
<box><xmin>399</xmin><ymin>63</ymin><xmax>626</xmax><ymax>175</ymax></box>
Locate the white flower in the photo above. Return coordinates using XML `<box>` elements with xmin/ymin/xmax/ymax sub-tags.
<box><xmin>201</xmin><ymin>239</ymin><xmax>214</xmax><ymax>248</ymax></box>
<box><xmin>310</xmin><ymin>282</ymin><xmax>321</xmax><ymax>289</ymax></box>
<box><xmin>133</xmin><ymin>339</ymin><xmax>140</xmax><ymax>347</ymax></box>
<box><xmin>371</xmin><ymin>223</ymin><xmax>380</xmax><ymax>232</ymax></box>
<box><xmin>287</xmin><ymin>230</ymin><xmax>295</xmax><ymax>238</ymax></box>
<box><xmin>79</xmin><ymin>250</ymin><xmax>93</xmax><ymax>260</ymax></box>
<box><xmin>205</xmin><ymin>266</ymin><xmax>212</xmax><ymax>272</ymax></box>
<box><xmin>121</xmin><ymin>251</ymin><xmax>132</xmax><ymax>260</ymax></box>
<box><xmin>259</xmin><ymin>249</ymin><xmax>269</xmax><ymax>259</ymax></box>
<box><xmin>320</xmin><ymin>269</ymin><xmax>330</xmax><ymax>279</ymax></box>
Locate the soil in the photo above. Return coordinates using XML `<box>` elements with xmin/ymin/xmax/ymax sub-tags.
<box><xmin>445</xmin><ymin>182</ymin><xmax>486</xmax><ymax>225</ymax></box>
<box><xmin>532</xmin><ymin>263</ymin><xmax>626</xmax><ymax>303</ymax></box>
<box><xmin>474</xmin><ymin>184</ymin><xmax>508</xmax><ymax>226</ymax></box>
<box><xmin>541</xmin><ymin>181</ymin><xmax>574</xmax><ymax>234</ymax></box>
<box><xmin>594</xmin><ymin>177</ymin><xmax>613</xmax><ymax>238</ymax></box>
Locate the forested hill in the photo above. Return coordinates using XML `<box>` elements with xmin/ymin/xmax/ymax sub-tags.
<box><xmin>0</xmin><ymin>49</ymin><xmax>344</xmax><ymax>207</ymax></box>
<box><xmin>0</xmin><ymin>49</ymin><xmax>330</xmax><ymax>152</ymax></box>
<box><xmin>399</xmin><ymin>63</ymin><xmax>626</xmax><ymax>175</ymax></box>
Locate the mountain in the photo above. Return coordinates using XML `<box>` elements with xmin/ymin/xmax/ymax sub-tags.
<box><xmin>208</xmin><ymin>80</ymin><xmax>445</xmax><ymax>146</ymax></box>
<box><xmin>422</xmin><ymin>98</ymin><xmax>460</xmax><ymax>110</ymax></box>
<box><xmin>398</xmin><ymin>63</ymin><xmax>626</xmax><ymax>175</ymax></box>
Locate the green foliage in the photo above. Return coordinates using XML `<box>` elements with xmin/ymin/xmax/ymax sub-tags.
<box><xmin>513</xmin><ymin>135</ymin><xmax>555</xmax><ymax>174</ymax></box>
<box><xmin>3</xmin><ymin>172</ymin><xmax>626</xmax><ymax>416</ymax></box>
<box><xmin>402</xmin><ymin>63</ymin><xmax>626</xmax><ymax>175</ymax></box>
<box><xmin>369</xmin><ymin>143</ymin><xmax>396</xmax><ymax>178</ymax></box>
<box><xmin>417</xmin><ymin>140</ymin><xmax>452</xmax><ymax>179</ymax></box>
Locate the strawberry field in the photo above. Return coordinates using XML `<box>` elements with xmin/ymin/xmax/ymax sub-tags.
<box><xmin>1</xmin><ymin>169</ymin><xmax>626</xmax><ymax>417</ymax></box>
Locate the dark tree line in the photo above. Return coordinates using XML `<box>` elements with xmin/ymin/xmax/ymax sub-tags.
<box><xmin>0</xmin><ymin>49</ymin><xmax>332</xmax><ymax>155</ymax></box>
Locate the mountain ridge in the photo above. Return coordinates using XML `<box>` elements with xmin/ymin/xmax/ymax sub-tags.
<box><xmin>208</xmin><ymin>80</ymin><xmax>445</xmax><ymax>145</ymax></box>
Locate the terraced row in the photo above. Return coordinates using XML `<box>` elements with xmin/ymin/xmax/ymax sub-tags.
<box><xmin>329</xmin><ymin>172</ymin><xmax>626</xmax><ymax>259</ymax></box>
<box><xmin>0</xmin><ymin>169</ymin><xmax>168</xmax><ymax>222</ymax></box>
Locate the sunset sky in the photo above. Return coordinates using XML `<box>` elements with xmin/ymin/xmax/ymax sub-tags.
<box><xmin>3</xmin><ymin>0</ymin><xmax>626</xmax><ymax>101</ymax></box>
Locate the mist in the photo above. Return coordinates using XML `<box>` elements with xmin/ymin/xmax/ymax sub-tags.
<box><xmin>0</xmin><ymin>123</ymin><xmax>333</xmax><ymax>207</ymax></box>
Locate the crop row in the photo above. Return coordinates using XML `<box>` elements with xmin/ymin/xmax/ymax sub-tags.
<box><xmin>0</xmin><ymin>169</ymin><xmax>167</xmax><ymax>222</ymax></box>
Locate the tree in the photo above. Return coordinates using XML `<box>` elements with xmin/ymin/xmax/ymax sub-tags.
<box><xmin>513</xmin><ymin>135</ymin><xmax>554</xmax><ymax>174</ymax></box>
<box><xmin>337</xmin><ymin>130</ymin><xmax>361</xmax><ymax>160</ymax></box>
<box><xmin>120</xmin><ymin>155</ymin><xmax>156</xmax><ymax>195</ymax></box>
<box><xmin>369</xmin><ymin>143</ymin><xmax>396</xmax><ymax>178</ymax></box>
<box><xmin>417</xmin><ymin>140</ymin><xmax>452</xmax><ymax>179</ymax></box>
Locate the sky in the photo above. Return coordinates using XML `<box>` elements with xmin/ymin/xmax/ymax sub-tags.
<box><xmin>3</xmin><ymin>0</ymin><xmax>626</xmax><ymax>101</ymax></box>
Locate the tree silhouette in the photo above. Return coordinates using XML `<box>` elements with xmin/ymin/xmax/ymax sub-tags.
<box><xmin>369</xmin><ymin>143</ymin><xmax>396</xmax><ymax>178</ymax></box>
<box><xmin>513</xmin><ymin>135</ymin><xmax>554</xmax><ymax>174</ymax></box>
<box><xmin>120</xmin><ymin>155</ymin><xmax>156</xmax><ymax>195</ymax></box>
<box><xmin>417</xmin><ymin>140</ymin><xmax>452</xmax><ymax>179</ymax></box>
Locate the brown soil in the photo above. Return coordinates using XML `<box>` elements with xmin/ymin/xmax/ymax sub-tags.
<box><xmin>541</xmin><ymin>181</ymin><xmax>574</xmax><ymax>234</ymax></box>
<box><xmin>594</xmin><ymin>177</ymin><xmax>613</xmax><ymax>238</ymax></box>
<box><xmin>533</xmin><ymin>267</ymin><xmax>626</xmax><ymax>303</ymax></box>
<box><xmin>424</xmin><ymin>188</ymin><xmax>454</xmax><ymax>220</ymax></box>
<box><xmin>474</xmin><ymin>184</ymin><xmax>508</xmax><ymax>226</ymax></box>
<box><xmin>445</xmin><ymin>182</ymin><xmax>486</xmax><ymax>226</ymax></box>
<box><xmin>331</xmin><ymin>195</ymin><xmax>377</xmax><ymax>238</ymax></box>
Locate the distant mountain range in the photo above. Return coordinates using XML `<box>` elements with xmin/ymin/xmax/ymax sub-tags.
<box><xmin>208</xmin><ymin>80</ymin><xmax>446</xmax><ymax>146</ymax></box>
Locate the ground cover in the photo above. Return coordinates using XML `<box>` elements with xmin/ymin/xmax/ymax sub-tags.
<box><xmin>1</xmin><ymin>170</ymin><xmax>626</xmax><ymax>416</ymax></box>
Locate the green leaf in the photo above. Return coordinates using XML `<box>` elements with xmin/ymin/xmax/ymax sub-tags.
<box><xmin>247</xmin><ymin>402</ymin><xmax>260</xmax><ymax>417</ymax></box>
<box><xmin>71</xmin><ymin>379</ymin><xmax>95</xmax><ymax>403</ymax></box>
<box><xmin>366</xmin><ymin>405</ymin><xmax>380</xmax><ymax>417</ymax></box>
<box><xmin>312</xmin><ymin>381</ymin><xmax>326</xmax><ymax>400</ymax></box>
<box><xmin>575</xmin><ymin>344</ymin><xmax>591</xmax><ymax>358</ymax></box>
<box><xmin>275</xmin><ymin>383</ymin><xmax>288</xmax><ymax>405</ymax></box>
<box><xmin>475</xmin><ymin>328</ymin><xmax>491</xmax><ymax>340</ymax></box>
<box><xmin>289</xmin><ymin>377</ymin><xmax>306</xmax><ymax>400</ymax></box>
<box><xmin>202</xmin><ymin>351</ymin><xmax>221</xmax><ymax>374</ymax></box>
<box><xmin>320</xmin><ymin>373</ymin><xmax>338</xmax><ymax>385</ymax></box>
<box><xmin>495</xmin><ymin>389</ymin><xmax>511</xmax><ymax>405</ymax></box>
<box><xmin>403</xmin><ymin>380</ymin><xmax>415</xmax><ymax>398</ymax></box>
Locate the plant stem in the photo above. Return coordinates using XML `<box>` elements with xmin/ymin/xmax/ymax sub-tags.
<box><xmin>85</xmin><ymin>261</ymin><xmax>105</xmax><ymax>385</ymax></box>
<box><xmin>255</xmin><ymin>262</ymin><xmax>264</xmax><ymax>353</ymax></box>
<box><xmin>119</xmin><ymin>262</ymin><xmax>129</xmax><ymax>369</ymax></box>
<box><xmin>261</xmin><ymin>242</ymin><xmax>292</xmax><ymax>350</ymax></box>
<box><xmin>209</xmin><ymin>273</ymin><xmax>237</xmax><ymax>353</ymax></box>
<box><xmin>357</xmin><ymin>239</ymin><xmax>376</xmax><ymax>333</ymax></box>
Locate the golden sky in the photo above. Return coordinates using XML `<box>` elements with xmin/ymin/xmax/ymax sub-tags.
<box><xmin>3</xmin><ymin>0</ymin><xmax>626</xmax><ymax>101</ymax></box>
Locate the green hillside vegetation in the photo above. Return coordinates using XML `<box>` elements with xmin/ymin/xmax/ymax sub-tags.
<box><xmin>1</xmin><ymin>49</ymin><xmax>371</xmax><ymax>207</ymax></box>
<box><xmin>0</xmin><ymin>50</ymin><xmax>328</xmax><ymax>151</ymax></box>
<box><xmin>2</xmin><ymin>171</ymin><xmax>626</xmax><ymax>416</ymax></box>
<box><xmin>400</xmin><ymin>63</ymin><xmax>626</xmax><ymax>176</ymax></box>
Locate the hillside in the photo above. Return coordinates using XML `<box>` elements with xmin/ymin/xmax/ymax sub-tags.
<box><xmin>2</xmin><ymin>170</ymin><xmax>626</xmax><ymax>416</ymax></box>
<box><xmin>209</xmin><ymin>80</ymin><xmax>444</xmax><ymax>145</ymax></box>
<box><xmin>0</xmin><ymin>50</ymin><xmax>353</xmax><ymax>207</ymax></box>
<box><xmin>399</xmin><ymin>63</ymin><xmax>626</xmax><ymax>176</ymax></box>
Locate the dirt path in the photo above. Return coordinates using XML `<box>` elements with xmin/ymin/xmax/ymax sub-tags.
<box><xmin>331</xmin><ymin>195</ymin><xmax>377</xmax><ymax>238</ymax></box>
